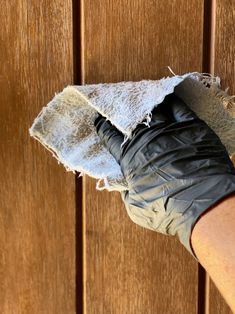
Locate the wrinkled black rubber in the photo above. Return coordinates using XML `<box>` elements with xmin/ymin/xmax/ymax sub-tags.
<box><xmin>94</xmin><ymin>93</ymin><xmax>235</xmax><ymax>261</ymax></box>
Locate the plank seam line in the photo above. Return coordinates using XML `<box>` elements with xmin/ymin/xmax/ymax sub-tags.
<box><xmin>72</xmin><ymin>0</ymin><xmax>84</xmax><ymax>312</ymax></box>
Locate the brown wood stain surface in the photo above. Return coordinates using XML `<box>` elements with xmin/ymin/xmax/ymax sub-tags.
<box><xmin>0</xmin><ymin>1</ymin><xmax>76</xmax><ymax>313</ymax></box>
<box><xmin>0</xmin><ymin>0</ymin><xmax>234</xmax><ymax>313</ymax></box>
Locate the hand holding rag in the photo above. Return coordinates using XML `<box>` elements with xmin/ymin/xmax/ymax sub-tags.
<box><xmin>94</xmin><ymin>93</ymin><xmax>235</xmax><ymax>261</ymax></box>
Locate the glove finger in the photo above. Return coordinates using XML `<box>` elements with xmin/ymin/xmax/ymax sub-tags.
<box><xmin>149</xmin><ymin>105</ymin><xmax>170</xmax><ymax>126</ymax></box>
<box><xmin>167</xmin><ymin>93</ymin><xmax>198</xmax><ymax>122</ymax></box>
<box><xmin>94</xmin><ymin>113</ymin><xmax>124</xmax><ymax>163</ymax></box>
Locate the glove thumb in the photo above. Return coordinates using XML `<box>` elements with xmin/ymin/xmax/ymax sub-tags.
<box><xmin>94</xmin><ymin>114</ymin><xmax>124</xmax><ymax>163</ymax></box>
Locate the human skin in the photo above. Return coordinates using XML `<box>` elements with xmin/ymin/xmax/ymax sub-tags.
<box><xmin>191</xmin><ymin>193</ymin><xmax>235</xmax><ymax>313</ymax></box>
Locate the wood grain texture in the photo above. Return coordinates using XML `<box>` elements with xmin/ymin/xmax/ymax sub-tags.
<box><xmin>81</xmin><ymin>1</ymin><xmax>204</xmax><ymax>313</ymax></box>
<box><xmin>0</xmin><ymin>1</ymin><xmax>76</xmax><ymax>313</ymax></box>
<box><xmin>208</xmin><ymin>1</ymin><xmax>235</xmax><ymax>313</ymax></box>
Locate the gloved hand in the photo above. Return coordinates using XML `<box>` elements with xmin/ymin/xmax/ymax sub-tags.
<box><xmin>94</xmin><ymin>93</ymin><xmax>235</xmax><ymax>261</ymax></box>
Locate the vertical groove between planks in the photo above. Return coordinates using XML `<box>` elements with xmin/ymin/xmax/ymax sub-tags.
<box><xmin>209</xmin><ymin>0</ymin><xmax>216</xmax><ymax>75</ymax></box>
<box><xmin>82</xmin><ymin>177</ymin><xmax>87</xmax><ymax>314</ymax></box>
<box><xmin>75</xmin><ymin>176</ymin><xmax>83</xmax><ymax>314</ymax></box>
<box><xmin>203</xmin><ymin>0</ymin><xmax>212</xmax><ymax>73</ymax></box>
<box><xmin>197</xmin><ymin>266</ymin><xmax>206</xmax><ymax>314</ymax></box>
<box><xmin>202</xmin><ymin>0</ymin><xmax>216</xmax><ymax>74</ymax></box>
<box><xmin>72</xmin><ymin>0</ymin><xmax>84</xmax><ymax>312</ymax></box>
<box><xmin>202</xmin><ymin>1</ymin><xmax>216</xmax><ymax>313</ymax></box>
<box><xmin>203</xmin><ymin>0</ymin><xmax>216</xmax><ymax>74</ymax></box>
<box><xmin>201</xmin><ymin>0</ymin><xmax>217</xmax><ymax>313</ymax></box>
<box><xmin>207</xmin><ymin>1</ymin><xmax>216</xmax><ymax>313</ymax></box>
<box><xmin>205</xmin><ymin>271</ymin><xmax>210</xmax><ymax>314</ymax></box>
<box><xmin>80</xmin><ymin>1</ymin><xmax>86</xmax><ymax>313</ymax></box>
<box><xmin>80</xmin><ymin>0</ymin><xmax>85</xmax><ymax>85</ymax></box>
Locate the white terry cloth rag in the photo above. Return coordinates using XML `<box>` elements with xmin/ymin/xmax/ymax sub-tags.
<box><xmin>29</xmin><ymin>71</ymin><xmax>235</xmax><ymax>192</ymax></box>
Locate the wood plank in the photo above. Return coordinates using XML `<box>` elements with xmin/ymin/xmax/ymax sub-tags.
<box><xmin>208</xmin><ymin>0</ymin><xmax>235</xmax><ymax>313</ymax></box>
<box><xmin>0</xmin><ymin>1</ymin><xmax>76</xmax><ymax>313</ymax></box>
<box><xmin>81</xmin><ymin>1</ymin><xmax>204</xmax><ymax>313</ymax></box>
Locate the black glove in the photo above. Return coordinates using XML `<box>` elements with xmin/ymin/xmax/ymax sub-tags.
<box><xmin>94</xmin><ymin>93</ymin><xmax>235</xmax><ymax>261</ymax></box>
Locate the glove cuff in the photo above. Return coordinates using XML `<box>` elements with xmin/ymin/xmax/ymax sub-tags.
<box><xmin>170</xmin><ymin>174</ymin><xmax>235</xmax><ymax>262</ymax></box>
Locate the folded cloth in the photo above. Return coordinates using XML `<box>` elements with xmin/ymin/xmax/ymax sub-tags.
<box><xmin>29</xmin><ymin>71</ymin><xmax>235</xmax><ymax>191</ymax></box>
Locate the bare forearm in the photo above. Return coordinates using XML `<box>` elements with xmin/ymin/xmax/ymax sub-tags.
<box><xmin>191</xmin><ymin>193</ymin><xmax>235</xmax><ymax>313</ymax></box>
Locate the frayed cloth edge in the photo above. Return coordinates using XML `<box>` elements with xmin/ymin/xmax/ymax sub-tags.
<box><xmin>29</xmin><ymin>71</ymin><xmax>235</xmax><ymax>192</ymax></box>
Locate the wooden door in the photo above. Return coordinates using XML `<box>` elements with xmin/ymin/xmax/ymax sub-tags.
<box><xmin>1</xmin><ymin>0</ymin><xmax>234</xmax><ymax>313</ymax></box>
